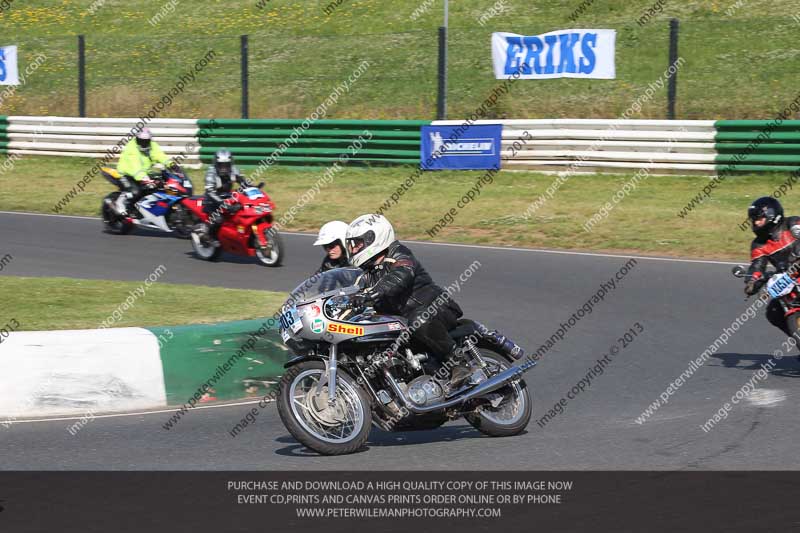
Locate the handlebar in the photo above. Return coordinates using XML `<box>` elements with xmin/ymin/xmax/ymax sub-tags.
<box><xmin>731</xmin><ymin>265</ymin><xmax>778</xmax><ymax>280</ymax></box>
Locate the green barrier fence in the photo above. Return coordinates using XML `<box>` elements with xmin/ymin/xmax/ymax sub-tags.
<box><xmin>0</xmin><ymin>118</ymin><xmax>7</xmax><ymax>154</ymax></box>
<box><xmin>197</xmin><ymin>118</ymin><xmax>427</xmax><ymax>167</ymax></box>
<box><xmin>715</xmin><ymin>120</ymin><xmax>800</xmax><ymax>172</ymax></box>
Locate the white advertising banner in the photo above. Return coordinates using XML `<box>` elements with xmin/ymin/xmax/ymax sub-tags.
<box><xmin>0</xmin><ymin>45</ymin><xmax>20</xmax><ymax>85</ymax></box>
<box><xmin>492</xmin><ymin>29</ymin><xmax>616</xmax><ymax>79</ymax></box>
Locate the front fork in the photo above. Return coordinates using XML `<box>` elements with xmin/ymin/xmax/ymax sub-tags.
<box><xmin>252</xmin><ymin>222</ymin><xmax>271</xmax><ymax>249</ymax></box>
<box><xmin>315</xmin><ymin>344</ymin><xmax>338</xmax><ymax>405</ymax></box>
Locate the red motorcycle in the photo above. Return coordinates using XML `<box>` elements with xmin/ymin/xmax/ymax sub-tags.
<box><xmin>185</xmin><ymin>183</ymin><xmax>283</xmax><ymax>267</ymax></box>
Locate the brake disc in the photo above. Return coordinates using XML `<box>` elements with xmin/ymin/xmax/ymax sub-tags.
<box><xmin>304</xmin><ymin>386</ymin><xmax>348</xmax><ymax>426</ymax></box>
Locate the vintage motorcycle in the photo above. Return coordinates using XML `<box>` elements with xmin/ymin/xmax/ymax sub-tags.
<box><xmin>100</xmin><ymin>165</ymin><xmax>195</xmax><ymax>237</ymax></box>
<box><xmin>276</xmin><ymin>268</ymin><xmax>534</xmax><ymax>455</ymax></box>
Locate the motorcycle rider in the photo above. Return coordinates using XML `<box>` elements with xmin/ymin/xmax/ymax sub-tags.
<box><xmin>114</xmin><ymin>127</ymin><xmax>174</xmax><ymax>216</ymax></box>
<box><xmin>313</xmin><ymin>221</ymin><xmax>350</xmax><ymax>274</ymax></box>
<box><xmin>201</xmin><ymin>149</ymin><xmax>245</xmax><ymax>246</ymax></box>
<box><xmin>345</xmin><ymin>214</ymin><xmax>523</xmax><ymax>388</ymax></box>
<box><xmin>744</xmin><ymin>196</ymin><xmax>800</xmax><ymax>337</ymax></box>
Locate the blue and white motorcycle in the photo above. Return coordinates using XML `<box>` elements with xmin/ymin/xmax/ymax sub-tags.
<box><xmin>101</xmin><ymin>165</ymin><xmax>196</xmax><ymax>238</ymax></box>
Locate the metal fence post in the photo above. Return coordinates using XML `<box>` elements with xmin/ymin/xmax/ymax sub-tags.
<box><xmin>78</xmin><ymin>35</ymin><xmax>86</xmax><ymax>117</ymax></box>
<box><xmin>241</xmin><ymin>35</ymin><xmax>249</xmax><ymax>119</ymax></box>
<box><xmin>667</xmin><ymin>18</ymin><xmax>679</xmax><ymax>120</ymax></box>
<box><xmin>437</xmin><ymin>26</ymin><xmax>447</xmax><ymax>120</ymax></box>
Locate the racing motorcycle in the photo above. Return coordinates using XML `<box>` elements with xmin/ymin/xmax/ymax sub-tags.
<box><xmin>276</xmin><ymin>268</ymin><xmax>534</xmax><ymax>455</ymax></box>
<box><xmin>101</xmin><ymin>165</ymin><xmax>195</xmax><ymax>238</ymax></box>
<box><xmin>186</xmin><ymin>183</ymin><xmax>282</xmax><ymax>267</ymax></box>
<box><xmin>733</xmin><ymin>264</ymin><xmax>800</xmax><ymax>337</ymax></box>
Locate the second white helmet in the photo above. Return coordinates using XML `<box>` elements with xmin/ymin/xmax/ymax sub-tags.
<box><xmin>346</xmin><ymin>214</ymin><xmax>395</xmax><ymax>267</ymax></box>
<box><xmin>313</xmin><ymin>220</ymin><xmax>349</xmax><ymax>248</ymax></box>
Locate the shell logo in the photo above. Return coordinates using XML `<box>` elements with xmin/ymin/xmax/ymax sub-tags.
<box><xmin>327</xmin><ymin>323</ymin><xmax>364</xmax><ymax>336</ymax></box>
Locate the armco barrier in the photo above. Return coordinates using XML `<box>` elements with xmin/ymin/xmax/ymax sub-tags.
<box><xmin>715</xmin><ymin>120</ymin><xmax>800</xmax><ymax>173</ymax></box>
<box><xmin>433</xmin><ymin>119</ymin><xmax>719</xmax><ymax>175</ymax></box>
<box><xmin>2</xmin><ymin>116</ymin><xmax>201</xmax><ymax>164</ymax></box>
<box><xmin>0</xmin><ymin>116</ymin><xmax>8</xmax><ymax>155</ymax></box>
<box><xmin>432</xmin><ymin>119</ymin><xmax>800</xmax><ymax>175</ymax></box>
<box><xmin>197</xmin><ymin>118</ymin><xmax>427</xmax><ymax>166</ymax></box>
<box><xmin>7</xmin><ymin>116</ymin><xmax>800</xmax><ymax>175</ymax></box>
<box><xmin>0</xmin><ymin>319</ymin><xmax>289</xmax><ymax>418</ymax></box>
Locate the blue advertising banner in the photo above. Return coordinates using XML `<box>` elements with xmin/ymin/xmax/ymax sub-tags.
<box><xmin>420</xmin><ymin>124</ymin><xmax>502</xmax><ymax>170</ymax></box>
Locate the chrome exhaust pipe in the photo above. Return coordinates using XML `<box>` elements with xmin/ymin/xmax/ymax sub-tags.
<box><xmin>384</xmin><ymin>359</ymin><xmax>536</xmax><ymax>415</ymax></box>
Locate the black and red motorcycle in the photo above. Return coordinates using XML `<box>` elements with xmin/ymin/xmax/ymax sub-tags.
<box><xmin>733</xmin><ymin>264</ymin><xmax>800</xmax><ymax>337</ymax></box>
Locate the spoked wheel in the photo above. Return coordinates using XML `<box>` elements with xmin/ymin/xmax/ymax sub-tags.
<box><xmin>464</xmin><ymin>349</ymin><xmax>531</xmax><ymax>437</ymax></box>
<box><xmin>190</xmin><ymin>224</ymin><xmax>222</xmax><ymax>261</ymax></box>
<box><xmin>101</xmin><ymin>193</ymin><xmax>133</xmax><ymax>235</ymax></box>
<box><xmin>255</xmin><ymin>227</ymin><xmax>283</xmax><ymax>267</ymax></box>
<box><xmin>167</xmin><ymin>204</ymin><xmax>195</xmax><ymax>239</ymax></box>
<box><xmin>277</xmin><ymin>361</ymin><xmax>371</xmax><ymax>455</ymax></box>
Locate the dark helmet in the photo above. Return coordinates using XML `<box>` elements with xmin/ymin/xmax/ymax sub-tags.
<box><xmin>214</xmin><ymin>149</ymin><xmax>233</xmax><ymax>179</ymax></box>
<box><xmin>135</xmin><ymin>127</ymin><xmax>152</xmax><ymax>151</ymax></box>
<box><xmin>748</xmin><ymin>196</ymin><xmax>784</xmax><ymax>237</ymax></box>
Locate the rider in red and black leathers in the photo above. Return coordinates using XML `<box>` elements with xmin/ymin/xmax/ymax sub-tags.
<box><xmin>745</xmin><ymin>197</ymin><xmax>800</xmax><ymax>335</ymax></box>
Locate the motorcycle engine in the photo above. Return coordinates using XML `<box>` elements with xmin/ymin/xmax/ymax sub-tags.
<box><xmin>406</xmin><ymin>375</ymin><xmax>445</xmax><ymax>406</ymax></box>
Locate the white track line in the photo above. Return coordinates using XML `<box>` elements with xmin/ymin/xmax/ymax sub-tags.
<box><xmin>0</xmin><ymin>210</ymin><xmax>741</xmax><ymax>265</ymax></box>
<box><xmin>3</xmin><ymin>399</ymin><xmax>274</xmax><ymax>425</ymax></box>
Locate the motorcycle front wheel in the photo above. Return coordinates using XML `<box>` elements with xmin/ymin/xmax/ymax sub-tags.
<box><xmin>277</xmin><ymin>361</ymin><xmax>371</xmax><ymax>455</ymax></box>
<box><xmin>464</xmin><ymin>349</ymin><xmax>532</xmax><ymax>437</ymax></box>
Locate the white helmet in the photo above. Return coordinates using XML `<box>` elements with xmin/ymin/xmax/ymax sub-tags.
<box><xmin>346</xmin><ymin>214</ymin><xmax>395</xmax><ymax>267</ymax></box>
<box><xmin>313</xmin><ymin>220</ymin><xmax>349</xmax><ymax>248</ymax></box>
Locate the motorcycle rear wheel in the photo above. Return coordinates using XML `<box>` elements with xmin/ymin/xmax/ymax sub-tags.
<box><xmin>786</xmin><ymin>313</ymin><xmax>800</xmax><ymax>354</ymax></box>
<box><xmin>101</xmin><ymin>193</ymin><xmax>133</xmax><ymax>235</ymax></box>
<box><xmin>190</xmin><ymin>228</ymin><xmax>222</xmax><ymax>261</ymax></box>
<box><xmin>277</xmin><ymin>361</ymin><xmax>371</xmax><ymax>455</ymax></box>
<box><xmin>464</xmin><ymin>349</ymin><xmax>531</xmax><ymax>437</ymax></box>
<box><xmin>167</xmin><ymin>204</ymin><xmax>195</xmax><ymax>239</ymax></box>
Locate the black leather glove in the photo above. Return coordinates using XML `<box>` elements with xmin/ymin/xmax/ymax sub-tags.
<box><xmin>349</xmin><ymin>291</ymin><xmax>375</xmax><ymax>309</ymax></box>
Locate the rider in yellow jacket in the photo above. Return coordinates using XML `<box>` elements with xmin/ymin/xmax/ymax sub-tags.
<box><xmin>114</xmin><ymin>127</ymin><xmax>173</xmax><ymax>215</ymax></box>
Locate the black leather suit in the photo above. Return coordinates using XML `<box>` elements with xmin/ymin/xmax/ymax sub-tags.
<box><xmin>358</xmin><ymin>241</ymin><xmax>462</xmax><ymax>360</ymax></box>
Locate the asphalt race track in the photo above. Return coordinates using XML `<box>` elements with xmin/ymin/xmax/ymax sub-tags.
<box><xmin>2</xmin><ymin>210</ymin><xmax>799</xmax><ymax>470</ymax></box>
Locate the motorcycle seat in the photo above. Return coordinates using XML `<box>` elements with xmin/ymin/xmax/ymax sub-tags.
<box><xmin>448</xmin><ymin>318</ymin><xmax>481</xmax><ymax>340</ymax></box>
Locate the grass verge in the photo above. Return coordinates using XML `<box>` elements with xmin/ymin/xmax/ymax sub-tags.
<box><xmin>1</xmin><ymin>276</ymin><xmax>288</xmax><ymax>331</ymax></box>
<box><xmin>0</xmin><ymin>156</ymin><xmax>788</xmax><ymax>260</ymax></box>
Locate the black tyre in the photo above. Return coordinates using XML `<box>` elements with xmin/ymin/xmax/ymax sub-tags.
<box><xmin>786</xmin><ymin>314</ymin><xmax>800</xmax><ymax>354</ymax></box>
<box><xmin>464</xmin><ymin>349</ymin><xmax>532</xmax><ymax>437</ymax></box>
<box><xmin>255</xmin><ymin>227</ymin><xmax>283</xmax><ymax>267</ymax></box>
<box><xmin>277</xmin><ymin>361</ymin><xmax>371</xmax><ymax>455</ymax></box>
<box><xmin>190</xmin><ymin>227</ymin><xmax>222</xmax><ymax>261</ymax></box>
<box><xmin>101</xmin><ymin>193</ymin><xmax>133</xmax><ymax>235</ymax></box>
